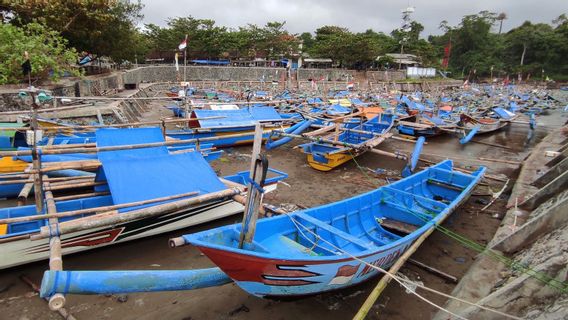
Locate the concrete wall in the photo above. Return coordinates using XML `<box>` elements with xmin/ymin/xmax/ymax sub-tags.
<box><xmin>366</xmin><ymin>70</ymin><xmax>406</xmax><ymax>82</ymax></box>
<box><xmin>297</xmin><ymin>68</ymin><xmax>357</xmax><ymax>81</ymax></box>
<box><xmin>122</xmin><ymin>66</ymin><xmax>285</xmax><ymax>84</ymax></box>
<box><xmin>296</xmin><ymin>69</ymin><xmax>406</xmax><ymax>82</ymax></box>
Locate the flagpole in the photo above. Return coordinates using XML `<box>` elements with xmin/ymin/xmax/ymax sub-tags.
<box><xmin>183</xmin><ymin>34</ymin><xmax>188</xmax><ymax>82</ymax></box>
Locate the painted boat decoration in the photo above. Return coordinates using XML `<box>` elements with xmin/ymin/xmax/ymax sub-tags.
<box><xmin>39</xmin><ymin>160</ymin><xmax>484</xmax><ymax>299</ymax></box>
<box><xmin>0</xmin><ymin>127</ymin><xmax>287</xmax><ymax>269</ymax></box>
<box><xmin>298</xmin><ymin>114</ymin><xmax>395</xmax><ymax>171</ymax></box>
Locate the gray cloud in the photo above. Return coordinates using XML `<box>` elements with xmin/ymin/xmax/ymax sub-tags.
<box><xmin>141</xmin><ymin>0</ymin><xmax>568</xmax><ymax>36</ymax></box>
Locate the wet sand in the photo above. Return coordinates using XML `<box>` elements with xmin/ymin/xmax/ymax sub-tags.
<box><xmin>0</xmin><ymin>106</ymin><xmax>564</xmax><ymax>320</ymax></box>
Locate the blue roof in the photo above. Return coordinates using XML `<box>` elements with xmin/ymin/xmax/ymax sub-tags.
<box><xmin>191</xmin><ymin>60</ymin><xmax>230</xmax><ymax>65</ymax></box>
<box><xmin>192</xmin><ymin>107</ymin><xmax>282</xmax><ymax>128</ymax></box>
<box><xmin>95</xmin><ymin>128</ymin><xmax>225</xmax><ymax>212</ymax></box>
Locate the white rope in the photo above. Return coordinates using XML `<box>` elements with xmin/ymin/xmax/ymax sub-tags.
<box><xmin>284</xmin><ymin>213</ymin><xmax>523</xmax><ymax>320</ymax></box>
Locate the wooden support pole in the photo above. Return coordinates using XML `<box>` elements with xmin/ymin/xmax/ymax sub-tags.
<box><xmin>17</xmin><ymin>166</ymin><xmax>34</xmax><ymax>206</ymax></box>
<box><xmin>46</xmin><ymin>180</ymin><xmax>105</xmax><ymax>192</ymax></box>
<box><xmin>32</xmin><ymin>188</ymin><xmax>241</xmax><ymax>240</ymax></box>
<box><xmin>0</xmin><ymin>131</ymin><xmax>256</xmax><ymax>157</ymax></box>
<box><xmin>53</xmin><ymin>191</ymin><xmax>110</xmax><ymax>201</ymax></box>
<box><xmin>408</xmin><ymin>259</ymin><xmax>458</xmax><ymax>283</ymax></box>
<box><xmin>0</xmin><ymin>191</ymin><xmax>199</xmax><ymax>225</ymax></box>
<box><xmin>42</xmin><ymin>176</ymin><xmax>67</xmax><ymax>311</ymax></box>
<box><xmin>469</xmin><ymin>139</ymin><xmax>513</xmax><ymax>150</ymax></box>
<box><xmin>239</xmin><ymin>123</ymin><xmax>264</xmax><ymax>248</ymax></box>
<box><xmin>353</xmin><ymin>222</ymin><xmax>440</xmax><ymax>319</ymax></box>
<box><xmin>20</xmin><ymin>275</ymin><xmax>77</xmax><ymax>320</ymax></box>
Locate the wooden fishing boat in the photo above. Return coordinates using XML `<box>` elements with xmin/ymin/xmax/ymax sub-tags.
<box><xmin>298</xmin><ymin>114</ymin><xmax>395</xmax><ymax>171</ymax></box>
<box><xmin>0</xmin><ymin>127</ymin><xmax>287</xmax><ymax>269</ymax></box>
<box><xmin>396</xmin><ymin>113</ymin><xmax>458</xmax><ymax>138</ymax></box>
<box><xmin>458</xmin><ymin>112</ymin><xmax>511</xmax><ymax>138</ymax></box>
<box><xmin>168</xmin><ymin>106</ymin><xmax>293</xmax><ymax>147</ymax></box>
<box><xmin>177</xmin><ymin>160</ymin><xmax>485</xmax><ymax>297</ymax></box>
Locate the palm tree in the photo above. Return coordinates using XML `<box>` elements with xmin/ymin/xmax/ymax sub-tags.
<box><xmin>497</xmin><ymin>12</ymin><xmax>507</xmax><ymax>34</ymax></box>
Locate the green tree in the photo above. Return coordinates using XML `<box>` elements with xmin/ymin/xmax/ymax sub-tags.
<box><xmin>0</xmin><ymin>22</ymin><xmax>80</xmax><ymax>84</ymax></box>
<box><xmin>440</xmin><ymin>11</ymin><xmax>503</xmax><ymax>76</ymax></box>
<box><xmin>504</xmin><ymin>21</ymin><xmax>557</xmax><ymax>75</ymax></box>
<box><xmin>3</xmin><ymin>0</ymin><xmax>144</xmax><ymax>62</ymax></box>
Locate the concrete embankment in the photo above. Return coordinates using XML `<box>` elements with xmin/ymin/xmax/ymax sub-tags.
<box><xmin>434</xmin><ymin>124</ymin><xmax>568</xmax><ymax>320</ymax></box>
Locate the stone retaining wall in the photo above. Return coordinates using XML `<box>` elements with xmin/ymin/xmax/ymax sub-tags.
<box><xmin>122</xmin><ymin>66</ymin><xmax>285</xmax><ymax>84</ymax></box>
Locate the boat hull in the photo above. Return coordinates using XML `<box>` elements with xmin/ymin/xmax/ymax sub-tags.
<box><xmin>186</xmin><ymin>160</ymin><xmax>484</xmax><ymax>297</ymax></box>
<box><xmin>306</xmin><ymin>152</ymin><xmax>355</xmax><ymax>171</ymax></box>
<box><xmin>195</xmin><ymin>239</ymin><xmax>413</xmax><ymax>297</ymax></box>
<box><xmin>0</xmin><ymin>199</ymin><xmax>243</xmax><ymax>269</ymax></box>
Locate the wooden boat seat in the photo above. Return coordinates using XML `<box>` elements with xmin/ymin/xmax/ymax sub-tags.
<box><xmin>293</xmin><ymin>212</ymin><xmax>376</xmax><ymax>249</ymax></box>
<box><xmin>427</xmin><ymin>178</ymin><xmax>465</xmax><ymax>191</ymax></box>
<box><xmin>383</xmin><ymin>187</ymin><xmax>448</xmax><ymax>209</ymax></box>
<box><xmin>261</xmin><ymin>235</ymin><xmax>322</xmax><ymax>257</ymax></box>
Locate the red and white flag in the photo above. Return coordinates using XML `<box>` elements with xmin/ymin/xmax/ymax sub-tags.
<box><xmin>178</xmin><ymin>34</ymin><xmax>188</xmax><ymax>50</ymax></box>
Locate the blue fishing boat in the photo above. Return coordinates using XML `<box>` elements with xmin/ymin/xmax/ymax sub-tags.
<box><xmin>167</xmin><ymin>106</ymin><xmax>294</xmax><ymax>147</ymax></box>
<box><xmin>0</xmin><ymin>127</ymin><xmax>287</xmax><ymax>269</ymax></box>
<box><xmin>39</xmin><ymin>160</ymin><xmax>484</xmax><ymax>299</ymax></box>
<box><xmin>297</xmin><ymin>114</ymin><xmax>395</xmax><ymax>171</ymax></box>
<box><xmin>179</xmin><ymin>160</ymin><xmax>484</xmax><ymax>297</ymax></box>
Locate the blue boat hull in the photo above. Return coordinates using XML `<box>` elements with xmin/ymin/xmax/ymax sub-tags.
<box><xmin>183</xmin><ymin>160</ymin><xmax>485</xmax><ymax>297</ymax></box>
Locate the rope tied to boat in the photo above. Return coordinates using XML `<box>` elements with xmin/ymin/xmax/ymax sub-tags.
<box><xmin>282</xmin><ymin>212</ymin><xmax>521</xmax><ymax>320</ymax></box>
<box><xmin>47</xmin><ymin>222</ymin><xmax>61</xmax><ymax>238</ymax></box>
<box><xmin>245</xmin><ymin>176</ymin><xmax>265</xmax><ymax>194</ymax></box>
<box><xmin>346</xmin><ymin>148</ymin><xmax>568</xmax><ymax>293</ymax></box>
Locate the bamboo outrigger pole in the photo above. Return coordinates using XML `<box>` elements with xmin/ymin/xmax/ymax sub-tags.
<box><xmin>0</xmin><ymin>190</ymin><xmax>199</xmax><ymax>225</ymax></box>
<box><xmin>0</xmin><ymin>131</ymin><xmax>257</xmax><ymax>157</ymax></box>
<box><xmin>32</xmin><ymin>188</ymin><xmax>241</xmax><ymax>241</ymax></box>
<box><xmin>352</xmin><ymin>216</ymin><xmax>452</xmax><ymax>319</ymax></box>
<box><xmin>42</xmin><ymin>175</ymin><xmax>66</xmax><ymax>311</ymax></box>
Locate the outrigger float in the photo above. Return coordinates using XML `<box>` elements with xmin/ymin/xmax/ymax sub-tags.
<box><xmin>38</xmin><ymin>156</ymin><xmax>484</xmax><ymax>308</ymax></box>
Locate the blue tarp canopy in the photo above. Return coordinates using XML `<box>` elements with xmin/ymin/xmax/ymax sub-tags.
<box><xmin>307</xmin><ymin>97</ymin><xmax>323</xmax><ymax>104</ymax></box>
<box><xmin>350</xmin><ymin>98</ymin><xmax>368</xmax><ymax>106</ymax></box>
<box><xmin>493</xmin><ymin>107</ymin><xmax>515</xmax><ymax>120</ymax></box>
<box><xmin>0</xmin><ymin>123</ymin><xmax>25</xmax><ymax>148</ymax></box>
<box><xmin>191</xmin><ymin>107</ymin><xmax>282</xmax><ymax>128</ymax></box>
<box><xmin>190</xmin><ymin>60</ymin><xmax>230</xmax><ymax>65</ymax></box>
<box><xmin>326</xmin><ymin>104</ymin><xmax>351</xmax><ymax>115</ymax></box>
<box><xmin>95</xmin><ymin>128</ymin><xmax>225</xmax><ymax>212</ymax></box>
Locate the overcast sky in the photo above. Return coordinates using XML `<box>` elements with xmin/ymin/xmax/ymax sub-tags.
<box><xmin>140</xmin><ymin>0</ymin><xmax>567</xmax><ymax>36</ymax></box>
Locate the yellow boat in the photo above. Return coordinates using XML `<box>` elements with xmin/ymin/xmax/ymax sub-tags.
<box><xmin>306</xmin><ymin>150</ymin><xmax>359</xmax><ymax>171</ymax></box>
<box><xmin>300</xmin><ymin>114</ymin><xmax>395</xmax><ymax>171</ymax></box>
<box><xmin>0</xmin><ymin>156</ymin><xmax>29</xmax><ymax>173</ymax></box>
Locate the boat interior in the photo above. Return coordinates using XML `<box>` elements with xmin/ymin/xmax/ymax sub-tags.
<box><xmin>188</xmin><ymin>161</ymin><xmax>482</xmax><ymax>259</ymax></box>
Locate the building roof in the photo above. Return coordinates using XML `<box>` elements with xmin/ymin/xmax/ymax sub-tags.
<box><xmin>376</xmin><ymin>53</ymin><xmax>421</xmax><ymax>65</ymax></box>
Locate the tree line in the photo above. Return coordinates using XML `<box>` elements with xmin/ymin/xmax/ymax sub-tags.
<box><xmin>0</xmin><ymin>1</ymin><xmax>567</xmax><ymax>84</ymax></box>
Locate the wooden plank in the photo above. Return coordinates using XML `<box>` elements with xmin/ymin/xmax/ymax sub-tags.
<box><xmin>379</xmin><ymin>219</ymin><xmax>418</xmax><ymax>234</ymax></box>
<box><xmin>239</xmin><ymin>123</ymin><xmax>264</xmax><ymax>248</ymax></box>
<box><xmin>33</xmin><ymin>188</ymin><xmax>241</xmax><ymax>240</ymax></box>
<box><xmin>0</xmin><ymin>190</ymin><xmax>199</xmax><ymax>224</ymax></box>
<box><xmin>408</xmin><ymin>259</ymin><xmax>458</xmax><ymax>283</ymax></box>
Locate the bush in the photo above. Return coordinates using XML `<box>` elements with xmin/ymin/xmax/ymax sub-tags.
<box><xmin>0</xmin><ymin>22</ymin><xmax>81</xmax><ymax>84</ymax></box>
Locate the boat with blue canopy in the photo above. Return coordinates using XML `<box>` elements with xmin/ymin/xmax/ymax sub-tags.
<box><xmin>0</xmin><ymin>127</ymin><xmax>287</xmax><ymax>269</ymax></box>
